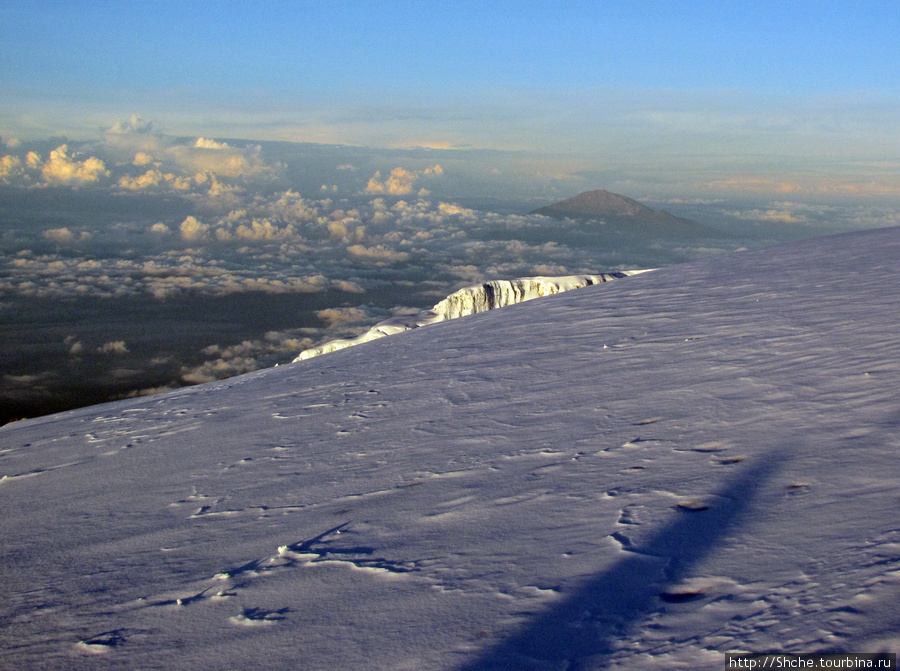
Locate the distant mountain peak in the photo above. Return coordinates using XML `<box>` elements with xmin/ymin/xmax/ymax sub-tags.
<box><xmin>530</xmin><ymin>189</ymin><xmax>711</xmax><ymax>235</ymax></box>
<box><xmin>532</xmin><ymin>189</ymin><xmax>654</xmax><ymax>218</ymax></box>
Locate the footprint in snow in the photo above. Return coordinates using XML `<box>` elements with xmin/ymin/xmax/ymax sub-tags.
<box><xmin>76</xmin><ymin>629</ymin><xmax>128</xmax><ymax>654</ymax></box>
<box><xmin>658</xmin><ymin>577</ymin><xmax>739</xmax><ymax>604</ymax></box>
<box><xmin>229</xmin><ymin>607</ymin><xmax>290</xmax><ymax>626</ymax></box>
<box><xmin>675</xmin><ymin>497</ymin><xmax>712</xmax><ymax>511</ymax></box>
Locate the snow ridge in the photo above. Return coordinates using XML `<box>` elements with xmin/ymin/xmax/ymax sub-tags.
<box><xmin>294</xmin><ymin>271</ymin><xmax>650</xmax><ymax>361</ymax></box>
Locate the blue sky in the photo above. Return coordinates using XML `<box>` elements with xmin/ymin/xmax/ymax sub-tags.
<box><xmin>4</xmin><ymin>1</ymin><xmax>899</xmax><ymax>95</ymax></box>
<box><xmin>2</xmin><ymin>1</ymin><xmax>899</xmax><ymax>199</ymax></box>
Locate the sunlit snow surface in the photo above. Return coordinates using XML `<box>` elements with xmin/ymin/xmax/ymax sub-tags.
<box><xmin>2</xmin><ymin>227</ymin><xmax>900</xmax><ymax>670</ymax></box>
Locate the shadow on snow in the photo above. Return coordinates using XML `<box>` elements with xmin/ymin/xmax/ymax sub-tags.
<box><xmin>459</xmin><ymin>452</ymin><xmax>787</xmax><ymax>670</ymax></box>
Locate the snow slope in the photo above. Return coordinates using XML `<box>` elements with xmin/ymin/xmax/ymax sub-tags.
<box><xmin>3</xmin><ymin>227</ymin><xmax>900</xmax><ymax>670</ymax></box>
<box><xmin>295</xmin><ymin>272</ymin><xmax>649</xmax><ymax>360</ymax></box>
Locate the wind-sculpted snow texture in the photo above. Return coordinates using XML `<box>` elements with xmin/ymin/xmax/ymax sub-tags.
<box><xmin>295</xmin><ymin>272</ymin><xmax>650</xmax><ymax>360</ymax></box>
<box><xmin>3</xmin><ymin>227</ymin><xmax>900</xmax><ymax>670</ymax></box>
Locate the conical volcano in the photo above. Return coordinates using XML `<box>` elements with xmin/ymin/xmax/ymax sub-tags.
<box><xmin>531</xmin><ymin>189</ymin><xmax>714</xmax><ymax>235</ymax></box>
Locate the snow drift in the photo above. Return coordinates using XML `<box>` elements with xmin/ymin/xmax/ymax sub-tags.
<box><xmin>3</xmin><ymin>227</ymin><xmax>900</xmax><ymax>670</ymax></box>
<box><xmin>295</xmin><ymin>271</ymin><xmax>650</xmax><ymax>360</ymax></box>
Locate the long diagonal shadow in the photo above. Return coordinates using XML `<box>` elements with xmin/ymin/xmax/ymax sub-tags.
<box><xmin>459</xmin><ymin>452</ymin><xmax>787</xmax><ymax>671</ymax></box>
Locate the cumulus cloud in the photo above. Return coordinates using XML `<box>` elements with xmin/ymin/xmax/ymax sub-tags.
<box><xmin>2</xmin><ymin>145</ymin><xmax>110</xmax><ymax>186</ymax></box>
<box><xmin>327</xmin><ymin>219</ymin><xmax>366</xmax><ymax>242</ymax></box>
<box><xmin>180</xmin><ymin>216</ymin><xmax>210</xmax><ymax>241</ymax></box>
<box><xmin>365</xmin><ymin>165</ymin><xmax>442</xmax><ymax>195</ymax></box>
<box><xmin>334</xmin><ymin>279</ymin><xmax>366</xmax><ymax>294</ymax></box>
<box><xmin>347</xmin><ymin>244</ymin><xmax>411</xmax><ymax>263</ymax></box>
<box><xmin>233</xmin><ymin>218</ymin><xmax>297</xmax><ymax>241</ymax></box>
<box><xmin>39</xmin><ymin>145</ymin><xmax>110</xmax><ymax>185</ymax></box>
<box><xmin>265</xmin><ymin>190</ymin><xmax>320</xmax><ymax>223</ymax></box>
<box><xmin>194</xmin><ymin>137</ymin><xmax>230</xmax><ymax>150</ymax></box>
<box><xmin>316</xmin><ymin>307</ymin><xmax>370</xmax><ymax>327</ymax></box>
<box><xmin>98</xmin><ymin>340</ymin><xmax>129</xmax><ymax>355</ymax></box>
<box><xmin>108</xmin><ymin>114</ymin><xmax>161</xmax><ymax>136</ymax></box>
<box><xmin>42</xmin><ymin>227</ymin><xmax>91</xmax><ymax>243</ymax></box>
<box><xmin>167</xmin><ymin>142</ymin><xmax>273</xmax><ymax>179</ymax></box>
<box><xmin>103</xmin><ymin>116</ymin><xmax>281</xmax><ymax>185</ymax></box>
<box><xmin>65</xmin><ymin>335</ymin><xmax>84</xmax><ymax>356</ymax></box>
<box><xmin>103</xmin><ymin>115</ymin><xmax>166</xmax><ymax>156</ymax></box>
<box><xmin>42</xmin><ymin>227</ymin><xmax>75</xmax><ymax>243</ymax></box>
<box><xmin>0</xmin><ymin>155</ymin><xmax>25</xmax><ymax>183</ymax></box>
<box><xmin>118</xmin><ymin>169</ymin><xmax>193</xmax><ymax>191</ymax></box>
<box><xmin>180</xmin><ymin>331</ymin><xmax>312</xmax><ymax>385</ymax></box>
<box><xmin>437</xmin><ymin>202</ymin><xmax>477</xmax><ymax>219</ymax></box>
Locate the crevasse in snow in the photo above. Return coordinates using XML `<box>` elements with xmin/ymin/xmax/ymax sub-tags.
<box><xmin>294</xmin><ymin>271</ymin><xmax>651</xmax><ymax>360</ymax></box>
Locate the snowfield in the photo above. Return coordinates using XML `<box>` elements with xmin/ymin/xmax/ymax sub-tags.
<box><xmin>2</xmin><ymin>227</ymin><xmax>900</xmax><ymax>670</ymax></box>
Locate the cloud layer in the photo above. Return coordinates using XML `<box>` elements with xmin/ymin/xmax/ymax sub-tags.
<box><xmin>3</xmin><ymin>119</ymin><xmax>897</xmax><ymax>424</ymax></box>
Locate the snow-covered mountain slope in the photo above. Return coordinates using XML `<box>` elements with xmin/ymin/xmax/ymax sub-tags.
<box><xmin>296</xmin><ymin>271</ymin><xmax>650</xmax><ymax>360</ymax></box>
<box><xmin>3</xmin><ymin>227</ymin><xmax>900</xmax><ymax>670</ymax></box>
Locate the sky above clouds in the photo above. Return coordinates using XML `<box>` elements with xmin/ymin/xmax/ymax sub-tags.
<box><xmin>2</xmin><ymin>0</ymin><xmax>900</xmax><ymax>193</ymax></box>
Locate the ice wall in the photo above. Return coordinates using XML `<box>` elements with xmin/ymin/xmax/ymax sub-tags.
<box><xmin>294</xmin><ymin>271</ymin><xmax>650</xmax><ymax>361</ymax></box>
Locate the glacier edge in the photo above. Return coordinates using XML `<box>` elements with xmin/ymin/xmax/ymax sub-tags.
<box><xmin>293</xmin><ymin>271</ymin><xmax>652</xmax><ymax>361</ymax></box>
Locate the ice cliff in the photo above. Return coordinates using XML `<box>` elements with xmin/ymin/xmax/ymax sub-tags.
<box><xmin>294</xmin><ymin>271</ymin><xmax>651</xmax><ymax>361</ymax></box>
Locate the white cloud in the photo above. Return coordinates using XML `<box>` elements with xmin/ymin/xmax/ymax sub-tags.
<box><xmin>166</xmin><ymin>143</ymin><xmax>272</xmax><ymax>179</ymax></box>
<box><xmin>347</xmin><ymin>244</ymin><xmax>411</xmax><ymax>263</ymax></box>
<box><xmin>42</xmin><ymin>227</ymin><xmax>75</xmax><ymax>243</ymax></box>
<box><xmin>41</xmin><ymin>145</ymin><xmax>110</xmax><ymax>185</ymax></box>
<box><xmin>194</xmin><ymin>137</ymin><xmax>230</xmax><ymax>150</ymax></box>
<box><xmin>3</xmin><ymin>145</ymin><xmax>111</xmax><ymax>186</ymax></box>
<box><xmin>104</xmin><ymin>115</ymin><xmax>166</xmax><ymax>154</ymax></box>
<box><xmin>334</xmin><ymin>279</ymin><xmax>366</xmax><ymax>294</ymax></box>
<box><xmin>267</xmin><ymin>190</ymin><xmax>319</xmax><ymax>223</ymax></box>
<box><xmin>108</xmin><ymin>114</ymin><xmax>160</xmax><ymax>136</ymax></box>
<box><xmin>327</xmin><ymin>219</ymin><xmax>365</xmax><ymax>242</ymax></box>
<box><xmin>316</xmin><ymin>307</ymin><xmax>370</xmax><ymax>327</ymax></box>
<box><xmin>118</xmin><ymin>169</ymin><xmax>191</xmax><ymax>191</ymax></box>
<box><xmin>65</xmin><ymin>335</ymin><xmax>84</xmax><ymax>356</ymax></box>
<box><xmin>104</xmin><ymin>117</ymin><xmax>280</xmax><ymax>183</ymax></box>
<box><xmin>98</xmin><ymin>340</ymin><xmax>129</xmax><ymax>355</ymax></box>
<box><xmin>42</xmin><ymin>227</ymin><xmax>91</xmax><ymax>243</ymax></box>
<box><xmin>180</xmin><ymin>216</ymin><xmax>210</xmax><ymax>241</ymax></box>
<box><xmin>438</xmin><ymin>202</ymin><xmax>477</xmax><ymax>218</ymax></box>
<box><xmin>179</xmin><ymin>331</ymin><xmax>313</xmax><ymax>384</ymax></box>
<box><xmin>365</xmin><ymin>165</ymin><xmax>443</xmax><ymax>196</ymax></box>
<box><xmin>0</xmin><ymin>155</ymin><xmax>25</xmax><ymax>183</ymax></box>
<box><xmin>233</xmin><ymin>218</ymin><xmax>297</xmax><ymax>241</ymax></box>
